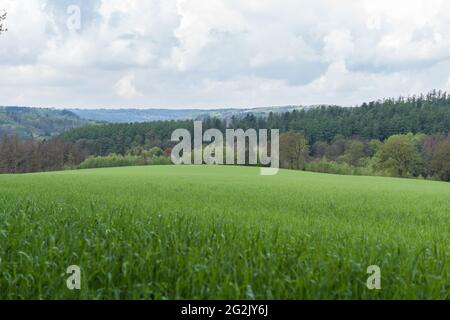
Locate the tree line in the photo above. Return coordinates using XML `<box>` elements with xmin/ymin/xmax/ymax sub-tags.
<box><xmin>0</xmin><ymin>136</ymin><xmax>86</xmax><ymax>174</ymax></box>
<box><xmin>1</xmin><ymin>91</ymin><xmax>449</xmax><ymax>180</ymax></box>
<box><xmin>280</xmin><ymin>132</ymin><xmax>450</xmax><ymax>181</ymax></box>
<box><xmin>231</xmin><ymin>89</ymin><xmax>450</xmax><ymax>143</ymax></box>
<box><xmin>60</xmin><ymin>90</ymin><xmax>450</xmax><ymax>157</ymax></box>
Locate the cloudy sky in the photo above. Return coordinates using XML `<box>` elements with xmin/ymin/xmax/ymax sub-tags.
<box><xmin>1</xmin><ymin>0</ymin><xmax>450</xmax><ymax>109</ymax></box>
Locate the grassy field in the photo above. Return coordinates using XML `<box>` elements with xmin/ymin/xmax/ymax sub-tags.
<box><xmin>0</xmin><ymin>165</ymin><xmax>448</xmax><ymax>299</ymax></box>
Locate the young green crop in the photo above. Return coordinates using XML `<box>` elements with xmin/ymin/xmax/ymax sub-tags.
<box><xmin>0</xmin><ymin>165</ymin><xmax>449</xmax><ymax>299</ymax></box>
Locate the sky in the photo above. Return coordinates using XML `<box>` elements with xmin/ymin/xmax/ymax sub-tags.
<box><xmin>1</xmin><ymin>0</ymin><xmax>450</xmax><ymax>109</ymax></box>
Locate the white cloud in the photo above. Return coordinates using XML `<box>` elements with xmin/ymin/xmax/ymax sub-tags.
<box><xmin>114</xmin><ymin>73</ymin><xmax>142</xmax><ymax>99</ymax></box>
<box><xmin>323</xmin><ymin>29</ymin><xmax>355</xmax><ymax>62</ymax></box>
<box><xmin>1</xmin><ymin>0</ymin><xmax>450</xmax><ymax>108</ymax></box>
<box><xmin>0</xmin><ymin>0</ymin><xmax>53</xmax><ymax>65</ymax></box>
<box><xmin>446</xmin><ymin>76</ymin><xmax>450</xmax><ymax>90</ymax></box>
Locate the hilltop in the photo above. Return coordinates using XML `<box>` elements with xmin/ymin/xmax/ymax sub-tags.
<box><xmin>0</xmin><ymin>107</ymin><xmax>92</xmax><ymax>139</ymax></box>
<box><xmin>68</xmin><ymin>105</ymin><xmax>307</xmax><ymax>123</ymax></box>
<box><xmin>0</xmin><ymin>105</ymin><xmax>307</xmax><ymax>138</ymax></box>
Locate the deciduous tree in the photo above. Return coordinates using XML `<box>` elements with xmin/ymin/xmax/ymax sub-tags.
<box><xmin>431</xmin><ymin>140</ymin><xmax>450</xmax><ymax>181</ymax></box>
<box><xmin>280</xmin><ymin>132</ymin><xmax>309</xmax><ymax>170</ymax></box>
<box><xmin>375</xmin><ymin>134</ymin><xmax>422</xmax><ymax>177</ymax></box>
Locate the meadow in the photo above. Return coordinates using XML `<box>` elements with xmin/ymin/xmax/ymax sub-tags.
<box><xmin>0</xmin><ymin>165</ymin><xmax>448</xmax><ymax>299</ymax></box>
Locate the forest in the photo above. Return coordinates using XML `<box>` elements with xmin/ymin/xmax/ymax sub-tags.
<box><xmin>1</xmin><ymin>91</ymin><xmax>450</xmax><ymax>181</ymax></box>
<box><xmin>0</xmin><ymin>107</ymin><xmax>91</xmax><ymax>139</ymax></box>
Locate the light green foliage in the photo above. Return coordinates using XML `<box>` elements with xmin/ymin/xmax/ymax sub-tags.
<box><xmin>375</xmin><ymin>134</ymin><xmax>423</xmax><ymax>177</ymax></box>
<box><xmin>341</xmin><ymin>140</ymin><xmax>365</xmax><ymax>166</ymax></box>
<box><xmin>77</xmin><ymin>154</ymin><xmax>140</xmax><ymax>169</ymax></box>
<box><xmin>0</xmin><ymin>165</ymin><xmax>448</xmax><ymax>299</ymax></box>
<box><xmin>367</xmin><ymin>140</ymin><xmax>383</xmax><ymax>157</ymax></box>
<box><xmin>305</xmin><ymin>158</ymin><xmax>375</xmax><ymax>176</ymax></box>
<box><xmin>77</xmin><ymin>152</ymin><xmax>171</xmax><ymax>169</ymax></box>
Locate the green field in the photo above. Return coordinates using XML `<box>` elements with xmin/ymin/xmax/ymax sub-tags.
<box><xmin>0</xmin><ymin>165</ymin><xmax>449</xmax><ymax>299</ymax></box>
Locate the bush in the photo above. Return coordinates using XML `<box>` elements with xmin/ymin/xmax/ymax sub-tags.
<box><xmin>149</xmin><ymin>156</ymin><xmax>172</xmax><ymax>165</ymax></box>
<box><xmin>305</xmin><ymin>157</ymin><xmax>375</xmax><ymax>176</ymax></box>
<box><xmin>77</xmin><ymin>153</ymin><xmax>172</xmax><ymax>170</ymax></box>
<box><xmin>77</xmin><ymin>154</ymin><xmax>140</xmax><ymax>169</ymax></box>
<box><xmin>305</xmin><ymin>158</ymin><xmax>355</xmax><ymax>175</ymax></box>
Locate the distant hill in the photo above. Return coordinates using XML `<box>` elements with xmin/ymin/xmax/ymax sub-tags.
<box><xmin>0</xmin><ymin>107</ymin><xmax>92</xmax><ymax>139</ymax></box>
<box><xmin>69</xmin><ymin>106</ymin><xmax>307</xmax><ymax>123</ymax></box>
<box><xmin>0</xmin><ymin>105</ymin><xmax>308</xmax><ymax>139</ymax></box>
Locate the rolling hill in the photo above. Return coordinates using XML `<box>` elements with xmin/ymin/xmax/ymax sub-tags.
<box><xmin>0</xmin><ymin>105</ymin><xmax>307</xmax><ymax>138</ymax></box>
<box><xmin>0</xmin><ymin>107</ymin><xmax>91</xmax><ymax>139</ymax></box>
<box><xmin>68</xmin><ymin>106</ymin><xmax>308</xmax><ymax>123</ymax></box>
<box><xmin>0</xmin><ymin>165</ymin><xmax>448</xmax><ymax>299</ymax></box>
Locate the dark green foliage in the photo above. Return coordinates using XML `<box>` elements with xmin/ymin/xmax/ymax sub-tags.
<box><xmin>232</xmin><ymin>91</ymin><xmax>450</xmax><ymax>143</ymax></box>
<box><xmin>62</xmin><ymin>91</ymin><xmax>450</xmax><ymax>158</ymax></box>
<box><xmin>60</xmin><ymin>119</ymin><xmax>227</xmax><ymax>156</ymax></box>
<box><xmin>0</xmin><ymin>107</ymin><xmax>91</xmax><ymax>139</ymax></box>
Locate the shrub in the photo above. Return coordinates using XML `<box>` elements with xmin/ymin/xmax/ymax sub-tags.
<box><xmin>305</xmin><ymin>158</ymin><xmax>355</xmax><ymax>175</ymax></box>
<box><xmin>77</xmin><ymin>154</ymin><xmax>140</xmax><ymax>169</ymax></box>
<box><xmin>77</xmin><ymin>153</ymin><xmax>172</xmax><ymax>169</ymax></box>
<box><xmin>305</xmin><ymin>157</ymin><xmax>376</xmax><ymax>176</ymax></box>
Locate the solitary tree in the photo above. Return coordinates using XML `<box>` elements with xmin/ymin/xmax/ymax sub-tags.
<box><xmin>280</xmin><ymin>132</ymin><xmax>309</xmax><ymax>170</ymax></box>
<box><xmin>375</xmin><ymin>134</ymin><xmax>422</xmax><ymax>177</ymax></box>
